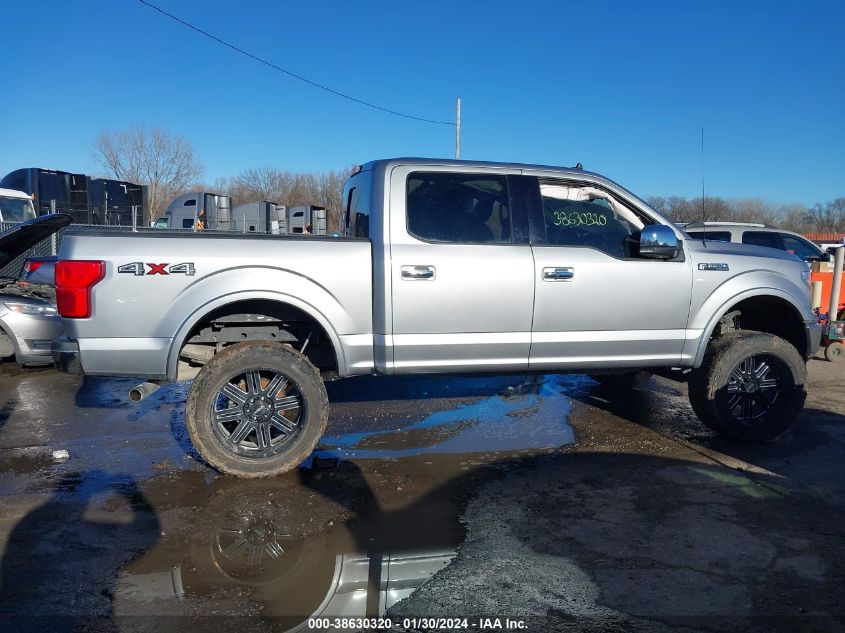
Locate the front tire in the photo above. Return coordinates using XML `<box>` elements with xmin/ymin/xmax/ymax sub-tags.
<box><xmin>689</xmin><ymin>331</ymin><xmax>806</xmax><ymax>440</ymax></box>
<box><xmin>185</xmin><ymin>341</ymin><xmax>329</xmax><ymax>478</ymax></box>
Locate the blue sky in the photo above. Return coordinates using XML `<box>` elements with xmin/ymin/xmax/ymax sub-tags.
<box><xmin>2</xmin><ymin>0</ymin><xmax>842</xmax><ymax>204</ymax></box>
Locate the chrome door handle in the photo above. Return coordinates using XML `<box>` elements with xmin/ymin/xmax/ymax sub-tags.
<box><xmin>543</xmin><ymin>267</ymin><xmax>574</xmax><ymax>282</ymax></box>
<box><xmin>401</xmin><ymin>265</ymin><xmax>436</xmax><ymax>280</ymax></box>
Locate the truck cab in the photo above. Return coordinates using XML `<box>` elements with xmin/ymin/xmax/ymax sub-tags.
<box><xmin>154</xmin><ymin>191</ymin><xmax>232</xmax><ymax>230</ymax></box>
<box><xmin>0</xmin><ymin>188</ymin><xmax>37</xmax><ymax>223</ymax></box>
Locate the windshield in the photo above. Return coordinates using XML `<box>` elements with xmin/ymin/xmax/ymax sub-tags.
<box><xmin>0</xmin><ymin>196</ymin><xmax>36</xmax><ymax>223</ymax></box>
<box><xmin>153</xmin><ymin>217</ymin><xmax>169</xmax><ymax>228</ymax></box>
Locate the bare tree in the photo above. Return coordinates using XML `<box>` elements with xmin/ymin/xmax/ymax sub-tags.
<box><xmin>805</xmin><ymin>198</ymin><xmax>845</xmax><ymax>233</ymax></box>
<box><xmin>221</xmin><ymin>166</ymin><xmax>350</xmax><ymax>232</ymax></box>
<box><xmin>315</xmin><ymin>170</ymin><xmax>348</xmax><ymax>230</ymax></box>
<box><xmin>777</xmin><ymin>203</ymin><xmax>811</xmax><ymax>233</ymax></box>
<box><xmin>94</xmin><ymin>126</ymin><xmax>204</xmax><ymax>223</ymax></box>
<box><xmin>732</xmin><ymin>198</ymin><xmax>776</xmax><ymax>225</ymax></box>
<box><xmin>645</xmin><ymin>196</ymin><xmax>668</xmax><ymax>216</ymax></box>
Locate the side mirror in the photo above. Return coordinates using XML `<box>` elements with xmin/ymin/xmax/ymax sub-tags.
<box><xmin>639</xmin><ymin>225</ymin><xmax>679</xmax><ymax>259</ymax></box>
<box><xmin>806</xmin><ymin>251</ymin><xmax>832</xmax><ymax>263</ymax></box>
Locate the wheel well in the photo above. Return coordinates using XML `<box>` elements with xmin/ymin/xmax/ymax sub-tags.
<box><xmin>713</xmin><ymin>296</ymin><xmax>806</xmax><ymax>357</ymax></box>
<box><xmin>176</xmin><ymin>299</ymin><xmax>338</xmax><ymax>380</ymax></box>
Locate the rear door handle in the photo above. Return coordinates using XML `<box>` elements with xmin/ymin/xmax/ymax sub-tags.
<box><xmin>401</xmin><ymin>265</ymin><xmax>436</xmax><ymax>280</ymax></box>
<box><xmin>543</xmin><ymin>267</ymin><xmax>574</xmax><ymax>282</ymax></box>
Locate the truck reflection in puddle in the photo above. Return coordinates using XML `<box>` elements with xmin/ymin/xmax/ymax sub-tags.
<box><xmin>115</xmin><ymin>375</ymin><xmax>579</xmax><ymax>630</ymax></box>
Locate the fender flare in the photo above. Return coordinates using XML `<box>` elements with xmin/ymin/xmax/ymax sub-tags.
<box><xmin>165</xmin><ymin>290</ymin><xmax>347</xmax><ymax>381</ymax></box>
<box><xmin>690</xmin><ymin>287</ymin><xmax>808</xmax><ymax>368</ymax></box>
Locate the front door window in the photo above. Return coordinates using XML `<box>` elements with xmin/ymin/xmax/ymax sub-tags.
<box><xmin>539</xmin><ymin>181</ymin><xmax>646</xmax><ymax>258</ymax></box>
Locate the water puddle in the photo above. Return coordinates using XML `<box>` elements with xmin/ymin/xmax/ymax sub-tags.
<box><xmin>318</xmin><ymin>375</ymin><xmax>579</xmax><ymax>460</ymax></box>
<box><xmin>112</xmin><ymin>463</ymin><xmax>464</xmax><ymax>629</ymax></box>
<box><xmin>109</xmin><ymin>375</ymin><xmax>584</xmax><ymax>629</ymax></box>
<box><xmin>2</xmin><ymin>372</ymin><xmax>585</xmax><ymax>629</ymax></box>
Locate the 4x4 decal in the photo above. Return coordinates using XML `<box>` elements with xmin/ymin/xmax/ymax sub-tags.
<box><xmin>118</xmin><ymin>262</ymin><xmax>196</xmax><ymax>276</ymax></box>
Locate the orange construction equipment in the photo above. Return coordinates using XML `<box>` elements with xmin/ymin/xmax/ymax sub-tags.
<box><xmin>811</xmin><ymin>271</ymin><xmax>845</xmax><ymax>317</ymax></box>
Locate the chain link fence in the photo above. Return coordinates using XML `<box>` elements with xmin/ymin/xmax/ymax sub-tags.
<box><xmin>0</xmin><ymin>221</ymin><xmax>61</xmax><ymax>279</ymax></box>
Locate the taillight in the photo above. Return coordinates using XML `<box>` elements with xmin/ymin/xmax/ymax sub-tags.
<box><xmin>56</xmin><ymin>260</ymin><xmax>105</xmax><ymax>318</ymax></box>
<box><xmin>25</xmin><ymin>261</ymin><xmax>44</xmax><ymax>273</ymax></box>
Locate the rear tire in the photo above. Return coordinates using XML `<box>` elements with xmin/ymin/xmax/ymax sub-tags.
<box><xmin>185</xmin><ymin>341</ymin><xmax>329</xmax><ymax>478</ymax></box>
<box><xmin>689</xmin><ymin>331</ymin><xmax>806</xmax><ymax>440</ymax></box>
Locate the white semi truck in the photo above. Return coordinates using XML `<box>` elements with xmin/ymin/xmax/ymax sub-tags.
<box><xmin>153</xmin><ymin>192</ymin><xmax>318</xmax><ymax>234</ymax></box>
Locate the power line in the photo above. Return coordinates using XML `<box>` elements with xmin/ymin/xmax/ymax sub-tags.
<box><xmin>138</xmin><ymin>0</ymin><xmax>455</xmax><ymax>126</ymax></box>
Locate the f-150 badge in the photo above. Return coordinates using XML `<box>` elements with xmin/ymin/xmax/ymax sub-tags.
<box><xmin>118</xmin><ymin>262</ymin><xmax>196</xmax><ymax>276</ymax></box>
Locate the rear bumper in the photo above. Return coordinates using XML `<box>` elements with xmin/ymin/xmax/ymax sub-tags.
<box><xmin>52</xmin><ymin>335</ymin><xmax>171</xmax><ymax>379</ymax></box>
<box><xmin>52</xmin><ymin>336</ymin><xmax>83</xmax><ymax>374</ymax></box>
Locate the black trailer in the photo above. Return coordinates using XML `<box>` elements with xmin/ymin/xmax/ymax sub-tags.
<box><xmin>0</xmin><ymin>168</ymin><xmax>148</xmax><ymax>225</ymax></box>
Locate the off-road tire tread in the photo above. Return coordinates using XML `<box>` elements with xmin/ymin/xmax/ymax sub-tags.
<box><xmin>688</xmin><ymin>330</ymin><xmax>806</xmax><ymax>440</ymax></box>
<box><xmin>185</xmin><ymin>341</ymin><xmax>329</xmax><ymax>478</ymax></box>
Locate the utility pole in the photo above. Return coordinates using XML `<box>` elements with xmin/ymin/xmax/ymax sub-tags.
<box><xmin>455</xmin><ymin>97</ymin><xmax>461</xmax><ymax>160</ymax></box>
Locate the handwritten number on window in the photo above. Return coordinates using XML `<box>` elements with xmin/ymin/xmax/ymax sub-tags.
<box><xmin>552</xmin><ymin>211</ymin><xmax>607</xmax><ymax>227</ymax></box>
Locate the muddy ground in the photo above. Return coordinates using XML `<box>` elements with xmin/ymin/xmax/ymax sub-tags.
<box><xmin>0</xmin><ymin>358</ymin><xmax>842</xmax><ymax>632</ymax></box>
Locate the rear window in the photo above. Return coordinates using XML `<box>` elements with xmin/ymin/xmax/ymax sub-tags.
<box><xmin>342</xmin><ymin>169</ymin><xmax>373</xmax><ymax>238</ymax></box>
<box><xmin>686</xmin><ymin>231</ymin><xmax>732</xmax><ymax>242</ymax></box>
<box><xmin>742</xmin><ymin>231</ymin><xmax>782</xmax><ymax>249</ymax></box>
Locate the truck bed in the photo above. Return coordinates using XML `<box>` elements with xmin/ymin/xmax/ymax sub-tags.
<box><xmin>58</xmin><ymin>230</ymin><xmax>374</xmax><ymax>379</ymax></box>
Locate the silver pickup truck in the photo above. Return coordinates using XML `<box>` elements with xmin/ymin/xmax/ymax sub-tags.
<box><xmin>52</xmin><ymin>158</ymin><xmax>822</xmax><ymax>477</ymax></box>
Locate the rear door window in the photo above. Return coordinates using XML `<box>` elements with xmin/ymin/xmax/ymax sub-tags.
<box><xmin>742</xmin><ymin>231</ymin><xmax>783</xmax><ymax>249</ymax></box>
<box><xmin>407</xmin><ymin>172</ymin><xmax>511</xmax><ymax>244</ymax></box>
